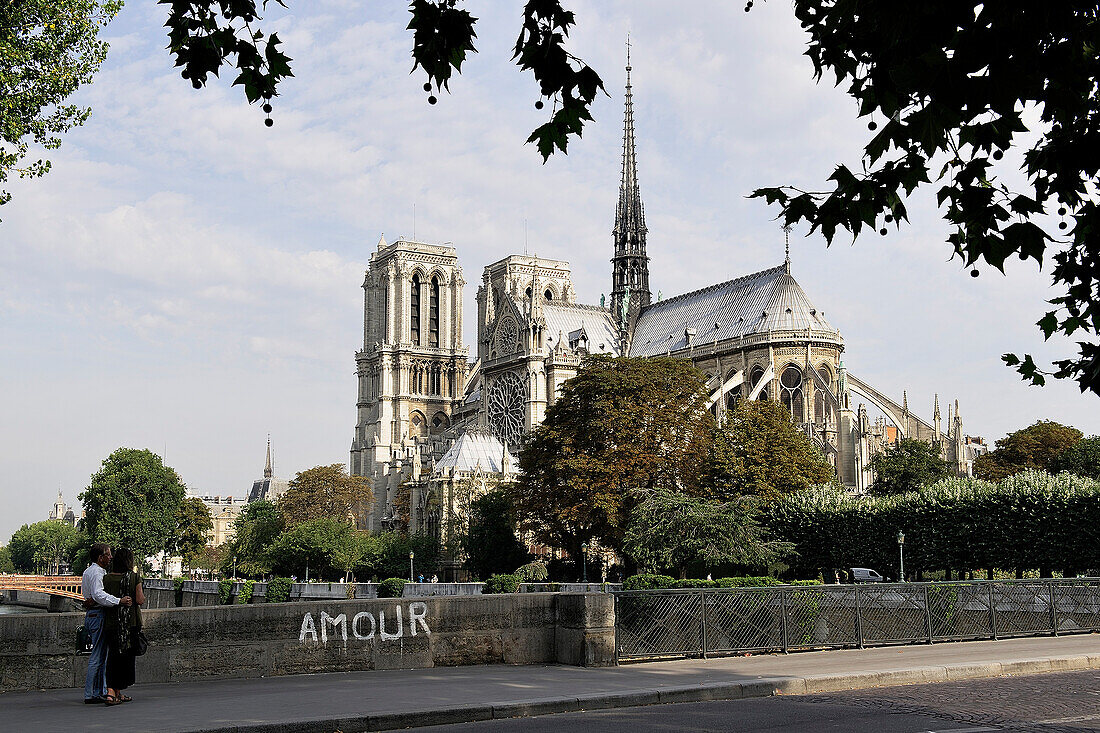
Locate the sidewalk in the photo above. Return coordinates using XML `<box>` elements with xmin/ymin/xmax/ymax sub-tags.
<box><xmin>8</xmin><ymin>634</ymin><xmax>1100</xmax><ymax>732</ymax></box>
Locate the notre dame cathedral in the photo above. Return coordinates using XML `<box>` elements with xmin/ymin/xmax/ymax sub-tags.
<box><xmin>349</xmin><ymin>59</ymin><xmax>987</xmax><ymax>549</ymax></box>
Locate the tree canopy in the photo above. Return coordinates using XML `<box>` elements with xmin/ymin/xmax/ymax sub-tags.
<box><xmin>223</xmin><ymin>499</ymin><xmax>283</xmax><ymax>577</ymax></box>
<box><xmin>706</xmin><ymin>399</ymin><xmax>835</xmax><ymax>503</ymax></box>
<box><xmin>173</xmin><ymin>496</ymin><xmax>213</xmax><ymax>571</ymax></box>
<box><xmin>7</xmin><ymin>520</ymin><xmax>84</xmax><ymax>574</ymax></box>
<box><xmin>974</xmin><ymin>420</ymin><xmax>1084</xmax><ymax>481</ymax></box>
<box><xmin>79</xmin><ymin>447</ymin><xmax>187</xmax><ymax>561</ymax></box>
<box><xmin>869</xmin><ymin>438</ymin><xmax>951</xmax><ymax>495</ymax></box>
<box><xmin>750</xmin><ymin>2</ymin><xmax>1100</xmax><ymax>395</ymax></box>
<box><xmin>513</xmin><ymin>355</ymin><xmax>714</xmax><ymax>559</ymax></box>
<box><xmin>464</xmin><ymin>487</ymin><xmax>530</xmax><ymax>581</ymax></box>
<box><xmin>623</xmin><ymin>488</ymin><xmax>793</xmax><ymax>578</ymax></box>
<box><xmin>0</xmin><ymin>0</ymin><xmax>121</xmax><ymax>215</ymax></box>
<box><xmin>276</xmin><ymin>463</ymin><xmax>372</xmax><ymax>529</ymax></box>
<box><xmin>1056</xmin><ymin>436</ymin><xmax>1100</xmax><ymax>480</ymax></box>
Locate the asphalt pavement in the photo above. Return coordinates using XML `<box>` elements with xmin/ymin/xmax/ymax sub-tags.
<box><xmin>7</xmin><ymin>634</ymin><xmax>1100</xmax><ymax>732</ymax></box>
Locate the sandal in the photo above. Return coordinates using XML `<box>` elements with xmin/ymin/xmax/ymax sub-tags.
<box><xmin>104</xmin><ymin>694</ymin><xmax>123</xmax><ymax>706</ymax></box>
<box><xmin>119</xmin><ymin>695</ymin><xmax>132</xmax><ymax>703</ymax></box>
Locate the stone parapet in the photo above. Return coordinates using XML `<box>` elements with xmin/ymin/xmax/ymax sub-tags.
<box><xmin>0</xmin><ymin>593</ymin><xmax>615</xmax><ymax>692</ymax></box>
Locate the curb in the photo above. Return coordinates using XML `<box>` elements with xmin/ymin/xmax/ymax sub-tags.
<box><xmin>186</xmin><ymin>653</ymin><xmax>1100</xmax><ymax>733</ymax></box>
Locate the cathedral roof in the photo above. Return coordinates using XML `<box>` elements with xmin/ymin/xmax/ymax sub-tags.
<box><xmin>433</xmin><ymin>429</ymin><xmax>516</xmax><ymax>475</ymax></box>
<box><xmin>628</xmin><ymin>264</ymin><xmax>840</xmax><ymax>357</ymax></box>
<box><xmin>543</xmin><ymin>303</ymin><xmax>621</xmax><ymax>356</ymax></box>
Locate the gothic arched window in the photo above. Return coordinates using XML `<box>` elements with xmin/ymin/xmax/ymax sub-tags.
<box><xmin>410</xmin><ymin>273</ymin><xmax>421</xmax><ymax>346</ymax></box>
<box><xmin>814</xmin><ymin>365</ymin><xmax>832</xmax><ymax>424</ymax></box>
<box><xmin>750</xmin><ymin>365</ymin><xmax>767</xmax><ymax>400</ymax></box>
<box><xmin>726</xmin><ymin>387</ymin><xmax>741</xmax><ymax>413</ymax></box>
<box><xmin>429</xmin><ymin>276</ymin><xmax>440</xmax><ymax>347</ymax></box>
<box><xmin>780</xmin><ymin>366</ymin><xmax>804</xmax><ymax>421</ymax></box>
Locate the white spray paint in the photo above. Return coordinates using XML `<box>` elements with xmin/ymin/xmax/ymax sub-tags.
<box><xmin>300</xmin><ymin>603</ymin><xmax>431</xmax><ymax>645</ymax></box>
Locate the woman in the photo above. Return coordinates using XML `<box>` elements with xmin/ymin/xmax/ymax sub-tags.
<box><xmin>102</xmin><ymin>547</ymin><xmax>144</xmax><ymax>705</ymax></box>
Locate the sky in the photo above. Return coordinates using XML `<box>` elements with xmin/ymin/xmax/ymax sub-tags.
<box><xmin>2</xmin><ymin>1</ymin><xmax>1097</xmax><ymax>544</ymax></box>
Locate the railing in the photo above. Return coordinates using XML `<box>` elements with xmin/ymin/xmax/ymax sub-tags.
<box><xmin>0</xmin><ymin>575</ymin><xmax>83</xmax><ymax>600</ymax></box>
<box><xmin>613</xmin><ymin>579</ymin><xmax>1100</xmax><ymax>662</ymax></box>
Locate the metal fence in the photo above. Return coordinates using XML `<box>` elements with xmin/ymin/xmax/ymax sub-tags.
<box><xmin>613</xmin><ymin>579</ymin><xmax>1100</xmax><ymax>661</ymax></box>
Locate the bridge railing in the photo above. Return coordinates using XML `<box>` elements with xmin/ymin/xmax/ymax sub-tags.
<box><xmin>0</xmin><ymin>575</ymin><xmax>83</xmax><ymax>599</ymax></box>
<box><xmin>613</xmin><ymin>578</ymin><xmax>1100</xmax><ymax>662</ymax></box>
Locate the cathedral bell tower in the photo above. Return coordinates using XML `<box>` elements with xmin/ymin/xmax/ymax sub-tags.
<box><xmin>611</xmin><ymin>45</ymin><xmax>651</xmax><ymax>352</ymax></box>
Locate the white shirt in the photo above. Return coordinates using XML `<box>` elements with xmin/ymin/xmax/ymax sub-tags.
<box><xmin>81</xmin><ymin>562</ymin><xmax>120</xmax><ymax>608</ymax></box>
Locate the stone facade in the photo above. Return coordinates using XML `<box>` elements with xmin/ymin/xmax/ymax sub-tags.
<box><xmin>350</xmin><ymin>238</ymin><xmax>469</xmax><ymax>531</ymax></box>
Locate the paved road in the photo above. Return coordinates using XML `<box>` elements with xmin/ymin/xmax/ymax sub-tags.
<box><xmin>425</xmin><ymin>670</ymin><xmax>1100</xmax><ymax>732</ymax></box>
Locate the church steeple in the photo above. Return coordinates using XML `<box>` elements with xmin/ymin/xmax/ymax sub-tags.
<box><xmin>611</xmin><ymin>40</ymin><xmax>650</xmax><ymax>346</ymax></box>
<box><xmin>264</xmin><ymin>435</ymin><xmax>273</xmax><ymax>479</ymax></box>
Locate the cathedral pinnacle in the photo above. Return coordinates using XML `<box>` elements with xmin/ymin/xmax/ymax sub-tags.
<box><xmin>264</xmin><ymin>434</ymin><xmax>273</xmax><ymax>479</ymax></box>
<box><xmin>611</xmin><ymin>40</ymin><xmax>651</xmax><ymax>346</ymax></box>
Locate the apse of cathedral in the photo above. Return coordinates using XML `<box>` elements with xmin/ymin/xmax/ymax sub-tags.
<box><xmin>350</xmin><ymin>57</ymin><xmax>987</xmax><ymax>557</ymax></box>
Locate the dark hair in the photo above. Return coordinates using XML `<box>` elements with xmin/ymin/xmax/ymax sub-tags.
<box><xmin>91</xmin><ymin>543</ymin><xmax>111</xmax><ymax>563</ymax></box>
<box><xmin>112</xmin><ymin>548</ymin><xmax>135</xmax><ymax>573</ymax></box>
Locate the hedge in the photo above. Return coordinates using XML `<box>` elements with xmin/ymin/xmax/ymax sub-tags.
<box><xmin>624</xmin><ymin>575</ymin><xmax>791</xmax><ymax>590</ymax></box>
<box><xmin>218</xmin><ymin>578</ymin><xmax>233</xmax><ymax>605</ymax></box>
<box><xmin>767</xmin><ymin>470</ymin><xmax>1100</xmax><ymax>578</ymax></box>
<box><xmin>235</xmin><ymin>579</ymin><xmax>255</xmax><ymax>604</ymax></box>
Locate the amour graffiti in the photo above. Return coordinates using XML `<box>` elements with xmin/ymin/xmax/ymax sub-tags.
<box><xmin>299</xmin><ymin>602</ymin><xmax>430</xmax><ymax>644</ymax></box>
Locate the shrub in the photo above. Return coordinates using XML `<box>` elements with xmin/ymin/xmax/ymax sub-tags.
<box><xmin>789</xmin><ymin>579</ymin><xmax>823</xmax><ymax>586</ymax></box>
<box><xmin>235</xmin><ymin>579</ymin><xmax>255</xmax><ymax>604</ymax></box>
<box><xmin>483</xmin><ymin>574</ymin><xmax>521</xmax><ymax>594</ymax></box>
<box><xmin>218</xmin><ymin>578</ymin><xmax>233</xmax><ymax>605</ymax></box>
<box><xmin>378</xmin><ymin>577</ymin><xmax>406</xmax><ymax>598</ymax></box>
<box><xmin>715</xmin><ymin>576</ymin><xmax>781</xmax><ymax>588</ymax></box>
<box><xmin>265</xmin><ymin>576</ymin><xmax>292</xmax><ymax>603</ymax></box>
<box><xmin>623</xmin><ymin>574</ymin><xmax>676</xmax><ymax>590</ymax></box>
<box><xmin>173</xmin><ymin>578</ymin><xmax>184</xmax><ymax>607</ymax></box>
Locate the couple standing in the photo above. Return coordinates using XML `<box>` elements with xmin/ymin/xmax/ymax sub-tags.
<box><xmin>81</xmin><ymin>543</ymin><xmax>145</xmax><ymax>705</ymax></box>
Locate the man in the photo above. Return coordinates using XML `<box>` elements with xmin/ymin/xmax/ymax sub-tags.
<box><xmin>81</xmin><ymin>543</ymin><xmax>131</xmax><ymax>704</ymax></box>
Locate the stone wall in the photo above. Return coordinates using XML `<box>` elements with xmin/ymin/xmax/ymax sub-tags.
<box><xmin>0</xmin><ymin>593</ymin><xmax>614</xmax><ymax>692</ymax></box>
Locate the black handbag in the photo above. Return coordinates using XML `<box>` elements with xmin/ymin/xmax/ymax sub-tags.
<box><xmin>75</xmin><ymin>625</ymin><xmax>95</xmax><ymax>656</ymax></box>
<box><xmin>132</xmin><ymin>628</ymin><xmax>148</xmax><ymax>656</ymax></box>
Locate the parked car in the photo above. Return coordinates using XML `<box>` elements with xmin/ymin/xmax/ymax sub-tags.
<box><xmin>849</xmin><ymin>567</ymin><xmax>884</xmax><ymax>583</ymax></box>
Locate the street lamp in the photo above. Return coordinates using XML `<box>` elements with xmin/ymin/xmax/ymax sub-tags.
<box><xmin>409</xmin><ymin>551</ymin><xmax>415</xmax><ymax>582</ymax></box>
<box><xmin>232</xmin><ymin>556</ymin><xmax>237</xmax><ymax>581</ymax></box>
<box><xmin>581</xmin><ymin>542</ymin><xmax>588</xmax><ymax>583</ymax></box>
<box><xmin>897</xmin><ymin>530</ymin><xmax>906</xmax><ymax>582</ymax></box>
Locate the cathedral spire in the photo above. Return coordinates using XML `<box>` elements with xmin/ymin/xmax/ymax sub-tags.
<box><xmin>611</xmin><ymin>38</ymin><xmax>650</xmax><ymax>347</ymax></box>
<box><xmin>264</xmin><ymin>435</ymin><xmax>273</xmax><ymax>479</ymax></box>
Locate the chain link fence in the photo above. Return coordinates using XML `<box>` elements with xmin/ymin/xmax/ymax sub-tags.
<box><xmin>614</xmin><ymin>579</ymin><xmax>1100</xmax><ymax>661</ymax></box>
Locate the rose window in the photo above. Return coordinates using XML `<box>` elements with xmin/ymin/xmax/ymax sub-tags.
<box><xmin>487</xmin><ymin>371</ymin><xmax>526</xmax><ymax>446</ymax></box>
<box><xmin>494</xmin><ymin>316</ymin><xmax>519</xmax><ymax>357</ymax></box>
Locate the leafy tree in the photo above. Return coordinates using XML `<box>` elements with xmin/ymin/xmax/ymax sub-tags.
<box><xmin>223</xmin><ymin>499</ymin><xmax>283</xmax><ymax>578</ymax></box>
<box><xmin>708</xmin><ymin>399</ymin><xmax>835</xmax><ymax>503</ymax></box>
<box><xmin>7</xmin><ymin>521</ymin><xmax>83</xmax><ymax>574</ymax></box>
<box><xmin>514</xmin><ymin>355</ymin><xmax>714</xmax><ymax>560</ymax></box>
<box><xmin>190</xmin><ymin>543</ymin><xmax>228</xmax><ymax>578</ymax></box>
<box><xmin>464</xmin><ymin>488</ymin><xmax>530</xmax><ymax>581</ymax></box>
<box><xmin>79</xmin><ymin>448</ymin><xmax>186</xmax><ymax>561</ymax></box>
<box><xmin>266</xmin><ymin>516</ymin><xmax>365</xmax><ymax>581</ymax></box>
<box><xmin>869</xmin><ymin>438</ymin><xmax>951</xmax><ymax>495</ymax></box>
<box><xmin>0</xmin><ymin>0</ymin><xmax>122</xmax><ymax>214</ymax></box>
<box><xmin>0</xmin><ymin>545</ymin><xmax>15</xmax><ymax>574</ymax></box>
<box><xmin>749</xmin><ymin>2</ymin><xmax>1100</xmax><ymax>394</ymax></box>
<box><xmin>1056</xmin><ymin>436</ymin><xmax>1100</xmax><ymax>480</ymax></box>
<box><xmin>173</xmin><ymin>497</ymin><xmax>213</xmax><ymax>573</ymax></box>
<box><xmin>974</xmin><ymin>420</ymin><xmax>1083</xmax><ymax>481</ymax></box>
<box><xmin>623</xmin><ymin>488</ymin><xmax>793</xmax><ymax>579</ymax></box>
<box><xmin>277</xmin><ymin>463</ymin><xmax>372</xmax><ymax>529</ymax></box>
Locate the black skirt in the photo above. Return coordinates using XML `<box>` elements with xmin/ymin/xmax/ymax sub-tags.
<box><xmin>105</xmin><ymin>630</ymin><xmax>136</xmax><ymax>690</ymax></box>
